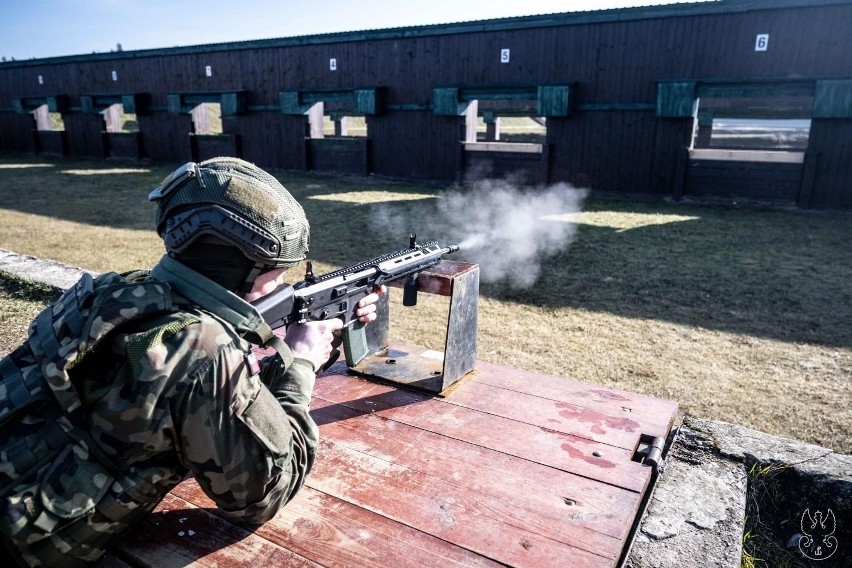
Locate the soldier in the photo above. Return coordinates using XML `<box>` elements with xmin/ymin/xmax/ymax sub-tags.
<box><xmin>0</xmin><ymin>158</ymin><xmax>384</xmax><ymax>566</ymax></box>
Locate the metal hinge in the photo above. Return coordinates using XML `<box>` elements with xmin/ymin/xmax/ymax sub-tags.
<box><xmin>632</xmin><ymin>434</ymin><xmax>666</xmax><ymax>471</ymax></box>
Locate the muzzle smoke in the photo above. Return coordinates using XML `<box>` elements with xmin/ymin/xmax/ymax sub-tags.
<box><xmin>373</xmin><ymin>176</ymin><xmax>587</xmax><ymax>288</ymax></box>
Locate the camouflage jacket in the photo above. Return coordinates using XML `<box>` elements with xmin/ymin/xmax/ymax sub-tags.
<box><xmin>1</xmin><ymin>254</ymin><xmax>318</xmax><ymax>566</ymax></box>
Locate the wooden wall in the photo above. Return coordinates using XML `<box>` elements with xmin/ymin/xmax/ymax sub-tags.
<box><xmin>0</xmin><ymin>0</ymin><xmax>850</xmax><ymax>208</ymax></box>
<box><xmin>807</xmin><ymin>120</ymin><xmax>852</xmax><ymax>208</ymax></box>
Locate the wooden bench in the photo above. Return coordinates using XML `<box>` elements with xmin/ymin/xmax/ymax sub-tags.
<box><xmin>96</xmin><ymin>261</ymin><xmax>677</xmax><ymax>566</ymax></box>
<box><xmin>100</xmin><ymin>352</ymin><xmax>677</xmax><ymax>567</ymax></box>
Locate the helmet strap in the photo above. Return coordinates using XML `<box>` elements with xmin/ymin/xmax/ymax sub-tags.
<box><xmin>239</xmin><ymin>262</ymin><xmax>269</xmax><ymax>295</ymax></box>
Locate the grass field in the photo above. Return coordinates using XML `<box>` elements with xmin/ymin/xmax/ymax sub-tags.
<box><xmin>0</xmin><ymin>154</ymin><xmax>850</xmax><ymax>454</ymax></box>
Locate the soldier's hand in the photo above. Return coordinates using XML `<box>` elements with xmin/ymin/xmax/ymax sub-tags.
<box><xmin>283</xmin><ymin>319</ymin><xmax>344</xmax><ymax>371</ymax></box>
<box><xmin>354</xmin><ymin>285</ymin><xmax>387</xmax><ymax>324</ymax></box>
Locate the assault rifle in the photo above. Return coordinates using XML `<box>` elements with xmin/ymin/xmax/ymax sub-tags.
<box><xmin>252</xmin><ymin>237</ymin><xmax>459</xmax><ymax>365</ymax></box>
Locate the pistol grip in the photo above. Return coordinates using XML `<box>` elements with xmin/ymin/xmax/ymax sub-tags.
<box><xmin>342</xmin><ymin>320</ymin><xmax>370</xmax><ymax>367</ymax></box>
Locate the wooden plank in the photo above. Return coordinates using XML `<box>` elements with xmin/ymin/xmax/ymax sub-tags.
<box><xmin>111</xmin><ymin>492</ymin><xmax>318</xmax><ymax>568</ymax></box>
<box><xmin>468</xmin><ymin>359</ymin><xmax>678</xmax><ymax>440</ymax></box>
<box><xmin>438</xmin><ymin>377</ymin><xmax>648</xmax><ymax>450</ymax></box>
<box><xmin>386</xmin><ymin>260</ymin><xmax>478</xmax><ymax>297</ymax></box>
<box><xmin>307</xmin><ymin>438</ymin><xmax>613</xmax><ymax>567</ymax></box>
<box><xmin>313</xmin><ymin>372</ymin><xmax>651</xmax><ymax>493</ymax></box>
<box><xmin>464</xmin><ymin>142</ymin><xmax>543</xmax><ymax>153</ymax></box>
<box><xmin>689</xmin><ymin>148</ymin><xmax>805</xmax><ymax>164</ymax></box>
<box><xmin>310</xmin><ymin>397</ymin><xmax>640</xmax><ymax>551</ymax></box>
<box><xmin>173</xmin><ymin>480</ymin><xmax>500</xmax><ymax>568</ymax></box>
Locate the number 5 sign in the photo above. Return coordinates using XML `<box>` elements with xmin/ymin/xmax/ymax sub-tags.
<box><xmin>755</xmin><ymin>34</ymin><xmax>769</xmax><ymax>51</ymax></box>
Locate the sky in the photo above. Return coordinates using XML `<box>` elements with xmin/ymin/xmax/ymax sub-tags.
<box><xmin>0</xmin><ymin>0</ymin><xmax>708</xmax><ymax>61</ymax></box>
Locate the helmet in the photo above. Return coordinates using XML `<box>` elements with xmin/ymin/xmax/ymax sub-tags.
<box><xmin>149</xmin><ymin>157</ymin><xmax>309</xmax><ymax>268</ymax></box>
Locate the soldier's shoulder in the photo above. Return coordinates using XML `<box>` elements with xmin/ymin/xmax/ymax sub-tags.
<box><xmin>154</xmin><ymin>305</ymin><xmax>242</xmax><ymax>352</ymax></box>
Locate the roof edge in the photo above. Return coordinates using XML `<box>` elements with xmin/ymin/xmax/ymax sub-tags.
<box><xmin>2</xmin><ymin>0</ymin><xmax>851</xmax><ymax>69</ymax></box>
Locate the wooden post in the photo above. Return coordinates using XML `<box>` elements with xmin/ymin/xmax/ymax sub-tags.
<box><xmin>673</xmin><ymin>146</ymin><xmax>689</xmax><ymax>200</ymax></box>
<box><xmin>485</xmin><ymin>114</ymin><xmax>500</xmax><ymax>141</ymax></box>
<box><xmin>34</xmin><ymin>105</ymin><xmax>51</xmax><ymax>131</ymax></box>
<box><xmin>308</xmin><ymin>102</ymin><xmax>324</xmax><ymax>139</ymax></box>
<box><xmin>463</xmin><ymin>100</ymin><xmax>478</xmax><ymax>143</ymax></box>
<box><xmin>104</xmin><ymin>104</ymin><xmax>122</xmax><ymax>133</ymax></box>
<box><xmin>797</xmin><ymin>151</ymin><xmax>819</xmax><ymax>209</ymax></box>
<box><xmin>191</xmin><ymin>104</ymin><xmax>210</xmax><ymax>135</ymax></box>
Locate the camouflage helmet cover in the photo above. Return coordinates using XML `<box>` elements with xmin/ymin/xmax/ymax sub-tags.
<box><xmin>149</xmin><ymin>157</ymin><xmax>309</xmax><ymax>267</ymax></box>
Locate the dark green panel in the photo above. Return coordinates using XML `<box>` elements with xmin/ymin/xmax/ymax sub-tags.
<box><xmin>121</xmin><ymin>95</ymin><xmax>137</xmax><ymax>115</ymax></box>
<box><xmin>13</xmin><ymin>97</ymin><xmax>47</xmax><ymax>113</ymax></box>
<box><xmin>47</xmin><ymin>96</ymin><xmax>69</xmax><ymax>114</ymax></box>
<box><xmin>80</xmin><ymin>96</ymin><xmax>95</xmax><ymax>114</ymax></box>
<box><xmin>657</xmin><ymin>82</ymin><xmax>695</xmax><ymax>118</ymax></box>
<box><xmin>279</xmin><ymin>90</ymin><xmax>303</xmax><ymax>114</ymax></box>
<box><xmin>167</xmin><ymin>94</ymin><xmax>183</xmax><ymax>114</ymax></box>
<box><xmin>81</xmin><ymin>94</ymin><xmax>123</xmax><ymax>113</ymax></box>
<box><xmin>697</xmin><ymin>81</ymin><xmax>815</xmax><ymax>99</ymax></box>
<box><xmin>537</xmin><ymin>85</ymin><xmax>572</xmax><ymax>117</ymax></box>
<box><xmin>355</xmin><ymin>89</ymin><xmax>378</xmax><ymax>115</ymax></box>
<box><xmin>577</xmin><ymin>103</ymin><xmax>656</xmax><ymax>111</ymax></box>
<box><xmin>221</xmin><ymin>91</ymin><xmax>248</xmax><ymax>116</ymax></box>
<box><xmin>460</xmin><ymin>86</ymin><xmax>536</xmax><ymax>101</ymax></box>
<box><xmin>121</xmin><ymin>94</ymin><xmax>150</xmax><ymax>115</ymax></box>
<box><xmin>168</xmin><ymin>92</ymin><xmax>222</xmax><ymax>113</ymax></box>
<box><xmin>432</xmin><ymin>88</ymin><xmax>460</xmax><ymax>116</ymax></box>
<box><xmin>813</xmin><ymin>79</ymin><xmax>852</xmax><ymax>118</ymax></box>
<box><xmin>183</xmin><ymin>93</ymin><xmax>220</xmax><ymax>106</ymax></box>
<box><xmin>302</xmin><ymin>90</ymin><xmax>352</xmax><ymax>105</ymax></box>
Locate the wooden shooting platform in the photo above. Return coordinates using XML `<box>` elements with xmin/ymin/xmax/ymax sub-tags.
<box><xmin>96</xmin><ymin>263</ymin><xmax>678</xmax><ymax>568</ymax></box>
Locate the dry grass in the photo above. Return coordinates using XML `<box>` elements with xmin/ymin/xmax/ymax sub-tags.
<box><xmin>0</xmin><ymin>274</ymin><xmax>60</xmax><ymax>355</ymax></box>
<box><xmin>0</xmin><ymin>154</ymin><xmax>850</xmax><ymax>454</ymax></box>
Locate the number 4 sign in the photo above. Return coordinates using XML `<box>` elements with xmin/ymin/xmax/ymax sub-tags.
<box><xmin>755</xmin><ymin>34</ymin><xmax>769</xmax><ymax>51</ymax></box>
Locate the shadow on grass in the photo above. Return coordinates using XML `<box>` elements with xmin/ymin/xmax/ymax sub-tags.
<box><xmin>482</xmin><ymin>210</ymin><xmax>852</xmax><ymax>349</ymax></box>
<box><xmin>292</xmin><ymin>179</ymin><xmax>852</xmax><ymax>346</ymax></box>
<box><xmin>300</xmin><ymin>189</ymin><xmax>852</xmax><ymax>349</ymax></box>
<box><xmin>1</xmin><ymin>155</ymin><xmax>850</xmax><ymax>348</ymax></box>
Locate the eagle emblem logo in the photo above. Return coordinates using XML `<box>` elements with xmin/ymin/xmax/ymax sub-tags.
<box><xmin>799</xmin><ymin>508</ymin><xmax>837</xmax><ymax>561</ymax></box>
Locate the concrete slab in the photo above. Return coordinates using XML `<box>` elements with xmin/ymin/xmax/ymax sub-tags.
<box><xmin>0</xmin><ymin>248</ymin><xmax>93</xmax><ymax>290</ymax></box>
<box><xmin>626</xmin><ymin>419</ymin><xmax>747</xmax><ymax>568</ymax></box>
<box><xmin>627</xmin><ymin>416</ymin><xmax>851</xmax><ymax>568</ymax></box>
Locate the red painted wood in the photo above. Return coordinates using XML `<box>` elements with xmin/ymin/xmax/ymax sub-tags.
<box><xmin>173</xmin><ymin>480</ymin><xmax>501</xmax><ymax>568</ymax></box>
<box><xmin>308</xmin><ymin>438</ymin><xmax>613</xmax><ymax>567</ymax></box>
<box><xmin>438</xmin><ymin>377</ymin><xmax>647</xmax><ymax>450</ymax></box>
<box><xmin>470</xmin><ymin>359</ymin><xmax>679</xmax><ymax>439</ymax></box>
<box><xmin>313</xmin><ymin>372</ymin><xmax>652</xmax><ymax>493</ymax></box>
<box><xmin>111</xmin><ymin>492</ymin><xmax>318</xmax><ymax>567</ymax></box>
<box><xmin>386</xmin><ymin>260</ymin><xmax>479</xmax><ymax>296</ymax></box>
<box><xmin>106</xmin><ymin>355</ymin><xmax>677</xmax><ymax>567</ymax></box>
<box><xmin>310</xmin><ymin>397</ymin><xmax>638</xmax><ymax>553</ymax></box>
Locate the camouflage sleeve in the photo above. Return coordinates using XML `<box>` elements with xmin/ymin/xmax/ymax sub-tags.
<box><xmin>173</xmin><ymin>329</ymin><xmax>318</xmax><ymax>526</ymax></box>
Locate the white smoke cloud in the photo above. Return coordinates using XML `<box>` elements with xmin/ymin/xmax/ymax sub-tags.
<box><xmin>372</xmin><ymin>177</ymin><xmax>587</xmax><ymax>288</ymax></box>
